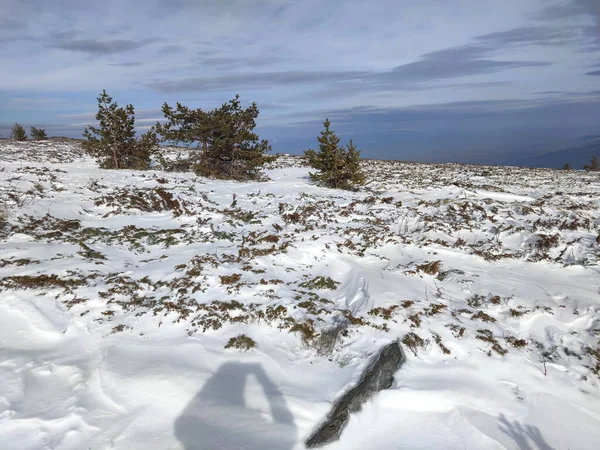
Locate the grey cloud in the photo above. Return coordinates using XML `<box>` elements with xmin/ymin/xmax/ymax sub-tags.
<box><xmin>374</xmin><ymin>46</ymin><xmax>550</xmax><ymax>86</ymax></box>
<box><xmin>474</xmin><ymin>26</ymin><xmax>578</xmax><ymax>47</ymax></box>
<box><xmin>267</xmin><ymin>90</ymin><xmax>600</xmax><ymax>131</ymax></box>
<box><xmin>537</xmin><ymin>0</ymin><xmax>600</xmax><ymax>49</ymax></box>
<box><xmin>108</xmin><ymin>61</ymin><xmax>144</xmax><ymax>66</ymax></box>
<box><xmin>156</xmin><ymin>44</ymin><xmax>185</xmax><ymax>55</ymax></box>
<box><xmin>585</xmin><ymin>69</ymin><xmax>600</xmax><ymax>75</ymax></box>
<box><xmin>52</xmin><ymin>38</ymin><xmax>152</xmax><ymax>55</ymax></box>
<box><xmin>147</xmin><ymin>43</ymin><xmax>550</xmax><ymax>93</ymax></box>
<box><xmin>0</xmin><ymin>19</ymin><xmax>26</xmax><ymax>31</ymax></box>
<box><xmin>197</xmin><ymin>55</ymin><xmax>281</xmax><ymax>68</ymax></box>
<box><xmin>538</xmin><ymin>0</ymin><xmax>600</xmax><ymax>22</ymax></box>
<box><xmin>147</xmin><ymin>70</ymin><xmax>366</xmax><ymax>92</ymax></box>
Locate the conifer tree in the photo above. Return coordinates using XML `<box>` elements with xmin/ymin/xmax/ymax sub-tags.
<box><xmin>583</xmin><ymin>156</ymin><xmax>599</xmax><ymax>171</ymax></box>
<box><xmin>82</xmin><ymin>90</ymin><xmax>157</xmax><ymax>169</ymax></box>
<box><xmin>304</xmin><ymin>119</ymin><xmax>366</xmax><ymax>190</ymax></box>
<box><xmin>30</xmin><ymin>127</ymin><xmax>48</xmax><ymax>140</ymax></box>
<box><xmin>10</xmin><ymin>123</ymin><xmax>27</xmax><ymax>141</ymax></box>
<box><xmin>156</xmin><ymin>95</ymin><xmax>272</xmax><ymax>180</ymax></box>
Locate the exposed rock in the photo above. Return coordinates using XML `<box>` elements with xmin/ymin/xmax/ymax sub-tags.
<box><xmin>305</xmin><ymin>340</ymin><xmax>406</xmax><ymax>447</ymax></box>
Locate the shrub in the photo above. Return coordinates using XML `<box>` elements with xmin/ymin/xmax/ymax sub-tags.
<box><xmin>30</xmin><ymin>127</ymin><xmax>48</xmax><ymax>140</ymax></box>
<box><xmin>82</xmin><ymin>90</ymin><xmax>158</xmax><ymax>169</ymax></box>
<box><xmin>304</xmin><ymin>118</ymin><xmax>366</xmax><ymax>190</ymax></box>
<box><xmin>583</xmin><ymin>156</ymin><xmax>599</xmax><ymax>172</ymax></box>
<box><xmin>155</xmin><ymin>95</ymin><xmax>273</xmax><ymax>180</ymax></box>
<box><xmin>562</xmin><ymin>162</ymin><xmax>572</xmax><ymax>170</ymax></box>
<box><xmin>224</xmin><ymin>334</ymin><xmax>256</xmax><ymax>351</ymax></box>
<box><xmin>402</xmin><ymin>332</ymin><xmax>429</xmax><ymax>356</ymax></box>
<box><xmin>10</xmin><ymin>123</ymin><xmax>27</xmax><ymax>141</ymax></box>
<box><xmin>0</xmin><ymin>201</ymin><xmax>7</xmax><ymax>230</ymax></box>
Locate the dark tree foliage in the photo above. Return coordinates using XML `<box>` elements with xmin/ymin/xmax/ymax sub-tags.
<box><xmin>10</xmin><ymin>123</ymin><xmax>27</xmax><ymax>141</ymax></box>
<box><xmin>562</xmin><ymin>162</ymin><xmax>572</xmax><ymax>170</ymax></box>
<box><xmin>583</xmin><ymin>156</ymin><xmax>599</xmax><ymax>172</ymax></box>
<box><xmin>304</xmin><ymin>118</ymin><xmax>366</xmax><ymax>190</ymax></box>
<box><xmin>82</xmin><ymin>90</ymin><xmax>158</xmax><ymax>170</ymax></box>
<box><xmin>155</xmin><ymin>95</ymin><xmax>272</xmax><ymax>180</ymax></box>
<box><xmin>30</xmin><ymin>127</ymin><xmax>48</xmax><ymax>140</ymax></box>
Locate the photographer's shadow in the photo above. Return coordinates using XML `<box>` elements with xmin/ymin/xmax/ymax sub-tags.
<box><xmin>175</xmin><ymin>362</ymin><xmax>297</xmax><ymax>450</ymax></box>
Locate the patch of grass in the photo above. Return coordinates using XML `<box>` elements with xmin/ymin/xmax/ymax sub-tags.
<box><xmin>77</xmin><ymin>242</ymin><xmax>106</xmax><ymax>260</ymax></box>
<box><xmin>472</xmin><ymin>311</ymin><xmax>496</xmax><ymax>323</ymax></box>
<box><xmin>467</xmin><ymin>294</ymin><xmax>485</xmax><ymax>308</ymax></box>
<box><xmin>407</xmin><ymin>313</ymin><xmax>422</xmax><ymax>328</ymax></box>
<box><xmin>447</xmin><ymin>323</ymin><xmax>465</xmax><ymax>338</ymax></box>
<box><xmin>299</xmin><ymin>276</ymin><xmax>340</xmax><ymax>290</ymax></box>
<box><xmin>433</xmin><ymin>333</ymin><xmax>451</xmax><ymax>355</ymax></box>
<box><xmin>290</xmin><ymin>319</ymin><xmax>317</xmax><ymax>345</ymax></box>
<box><xmin>506</xmin><ymin>336</ymin><xmax>527</xmax><ymax>348</ymax></box>
<box><xmin>416</xmin><ymin>260</ymin><xmax>441</xmax><ymax>275</ymax></box>
<box><xmin>225</xmin><ymin>334</ymin><xmax>256</xmax><ymax>351</ymax></box>
<box><xmin>220</xmin><ymin>273</ymin><xmax>242</xmax><ymax>285</ymax></box>
<box><xmin>0</xmin><ymin>274</ymin><xmax>85</xmax><ymax>291</ymax></box>
<box><xmin>424</xmin><ymin>303</ymin><xmax>447</xmax><ymax>317</ymax></box>
<box><xmin>368</xmin><ymin>305</ymin><xmax>399</xmax><ymax>320</ymax></box>
<box><xmin>402</xmin><ymin>332</ymin><xmax>429</xmax><ymax>356</ymax></box>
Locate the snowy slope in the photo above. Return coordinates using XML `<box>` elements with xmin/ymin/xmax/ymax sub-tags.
<box><xmin>1</xmin><ymin>140</ymin><xmax>600</xmax><ymax>450</ymax></box>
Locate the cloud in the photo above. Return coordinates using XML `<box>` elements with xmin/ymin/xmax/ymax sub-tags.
<box><xmin>108</xmin><ymin>62</ymin><xmax>144</xmax><ymax>67</ymax></box>
<box><xmin>474</xmin><ymin>26</ymin><xmax>579</xmax><ymax>47</ymax></box>
<box><xmin>147</xmin><ymin>42</ymin><xmax>550</xmax><ymax>94</ymax></box>
<box><xmin>146</xmin><ymin>70</ymin><xmax>366</xmax><ymax>92</ymax></box>
<box><xmin>196</xmin><ymin>55</ymin><xmax>281</xmax><ymax>68</ymax></box>
<box><xmin>376</xmin><ymin>46</ymin><xmax>550</xmax><ymax>85</ymax></box>
<box><xmin>585</xmin><ymin>69</ymin><xmax>600</xmax><ymax>75</ymax></box>
<box><xmin>537</xmin><ymin>0</ymin><xmax>600</xmax><ymax>49</ymax></box>
<box><xmin>52</xmin><ymin>38</ymin><xmax>152</xmax><ymax>55</ymax></box>
<box><xmin>155</xmin><ymin>44</ymin><xmax>185</xmax><ymax>55</ymax></box>
<box><xmin>0</xmin><ymin>19</ymin><xmax>26</xmax><ymax>31</ymax></box>
<box><xmin>538</xmin><ymin>0</ymin><xmax>600</xmax><ymax>22</ymax></box>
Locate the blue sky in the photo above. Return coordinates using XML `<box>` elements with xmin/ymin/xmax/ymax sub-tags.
<box><xmin>1</xmin><ymin>0</ymin><xmax>599</xmax><ymax>162</ymax></box>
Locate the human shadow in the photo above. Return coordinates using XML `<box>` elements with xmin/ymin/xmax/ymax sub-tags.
<box><xmin>175</xmin><ymin>362</ymin><xmax>297</xmax><ymax>450</ymax></box>
<box><xmin>498</xmin><ymin>414</ymin><xmax>555</xmax><ymax>450</ymax></box>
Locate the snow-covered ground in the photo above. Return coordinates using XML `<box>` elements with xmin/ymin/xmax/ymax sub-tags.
<box><xmin>1</xmin><ymin>140</ymin><xmax>599</xmax><ymax>450</ymax></box>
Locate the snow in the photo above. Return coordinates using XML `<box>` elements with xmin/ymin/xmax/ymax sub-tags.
<box><xmin>0</xmin><ymin>140</ymin><xmax>599</xmax><ymax>449</ymax></box>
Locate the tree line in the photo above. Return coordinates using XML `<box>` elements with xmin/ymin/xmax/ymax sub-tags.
<box><xmin>9</xmin><ymin>123</ymin><xmax>47</xmax><ymax>141</ymax></box>
<box><xmin>78</xmin><ymin>90</ymin><xmax>366</xmax><ymax>189</ymax></box>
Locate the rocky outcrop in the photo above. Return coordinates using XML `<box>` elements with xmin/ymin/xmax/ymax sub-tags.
<box><xmin>305</xmin><ymin>340</ymin><xmax>406</xmax><ymax>447</ymax></box>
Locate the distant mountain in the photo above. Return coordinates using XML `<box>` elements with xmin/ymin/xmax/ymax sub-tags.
<box><xmin>517</xmin><ymin>135</ymin><xmax>600</xmax><ymax>169</ymax></box>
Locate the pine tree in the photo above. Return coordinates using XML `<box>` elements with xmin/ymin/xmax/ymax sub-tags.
<box><xmin>10</xmin><ymin>123</ymin><xmax>27</xmax><ymax>141</ymax></box>
<box><xmin>583</xmin><ymin>156</ymin><xmax>599</xmax><ymax>171</ymax></box>
<box><xmin>304</xmin><ymin>119</ymin><xmax>366</xmax><ymax>190</ymax></box>
<box><xmin>156</xmin><ymin>95</ymin><xmax>272</xmax><ymax>180</ymax></box>
<box><xmin>30</xmin><ymin>127</ymin><xmax>48</xmax><ymax>140</ymax></box>
<box><xmin>82</xmin><ymin>90</ymin><xmax>157</xmax><ymax>169</ymax></box>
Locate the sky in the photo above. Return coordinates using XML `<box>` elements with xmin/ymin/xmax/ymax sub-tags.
<box><xmin>1</xmin><ymin>0</ymin><xmax>599</xmax><ymax>162</ymax></box>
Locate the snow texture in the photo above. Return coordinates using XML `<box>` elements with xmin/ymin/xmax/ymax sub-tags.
<box><xmin>0</xmin><ymin>140</ymin><xmax>599</xmax><ymax>450</ymax></box>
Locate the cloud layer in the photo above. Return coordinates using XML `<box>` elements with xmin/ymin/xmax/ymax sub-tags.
<box><xmin>1</xmin><ymin>0</ymin><xmax>599</xmax><ymax>161</ymax></box>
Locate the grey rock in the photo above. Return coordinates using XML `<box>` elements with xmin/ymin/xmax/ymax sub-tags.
<box><xmin>305</xmin><ymin>340</ymin><xmax>406</xmax><ymax>447</ymax></box>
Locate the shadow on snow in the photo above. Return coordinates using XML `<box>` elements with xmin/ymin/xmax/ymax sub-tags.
<box><xmin>175</xmin><ymin>362</ymin><xmax>297</xmax><ymax>450</ymax></box>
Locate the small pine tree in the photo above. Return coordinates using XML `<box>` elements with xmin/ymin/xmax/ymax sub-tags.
<box><xmin>82</xmin><ymin>90</ymin><xmax>157</xmax><ymax>169</ymax></box>
<box><xmin>156</xmin><ymin>95</ymin><xmax>272</xmax><ymax>180</ymax></box>
<box><xmin>304</xmin><ymin>119</ymin><xmax>366</xmax><ymax>190</ymax></box>
<box><xmin>30</xmin><ymin>127</ymin><xmax>48</xmax><ymax>140</ymax></box>
<box><xmin>562</xmin><ymin>162</ymin><xmax>572</xmax><ymax>170</ymax></box>
<box><xmin>583</xmin><ymin>156</ymin><xmax>599</xmax><ymax>171</ymax></box>
<box><xmin>10</xmin><ymin>123</ymin><xmax>27</xmax><ymax>141</ymax></box>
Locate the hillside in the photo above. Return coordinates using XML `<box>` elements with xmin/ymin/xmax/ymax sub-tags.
<box><xmin>1</xmin><ymin>140</ymin><xmax>600</xmax><ymax>450</ymax></box>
